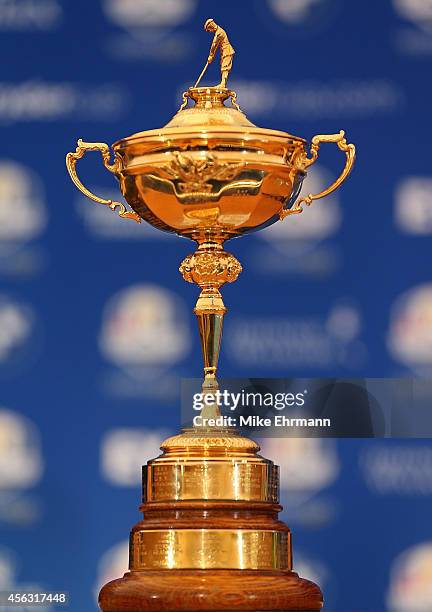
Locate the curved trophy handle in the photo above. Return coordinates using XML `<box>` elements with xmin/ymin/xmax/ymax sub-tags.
<box><xmin>280</xmin><ymin>130</ymin><xmax>356</xmax><ymax>219</ymax></box>
<box><xmin>65</xmin><ymin>139</ymin><xmax>141</xmax><ymax>223</ymax></box>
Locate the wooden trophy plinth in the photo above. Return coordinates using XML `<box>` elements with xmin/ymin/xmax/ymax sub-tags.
<box><xmin>99</xmin><ymin>430</ymin><xmax>323</xmax><ymax>612</ymax></box>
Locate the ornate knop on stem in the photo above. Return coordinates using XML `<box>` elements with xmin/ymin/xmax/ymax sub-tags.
<box><xmin>179</xmin><ymin>243</ymin><xmax>242</xmax><ymax>389</ymax></box>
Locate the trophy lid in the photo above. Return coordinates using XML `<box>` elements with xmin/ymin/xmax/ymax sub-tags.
<box><xmin>114</xmin><ymin>86</ymin><xmax>305</xmax><ymax>148</ymax></box>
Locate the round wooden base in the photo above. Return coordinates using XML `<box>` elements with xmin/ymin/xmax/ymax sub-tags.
<box><xmin>99</xmin><ymin>569</ymin><xmax>322</xmax><ymax>611</ymax></box>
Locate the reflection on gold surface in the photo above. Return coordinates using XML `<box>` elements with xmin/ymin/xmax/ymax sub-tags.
<box><xmin>130</xmin><ymin>529</ymin><xmax>290</xmax><ymax>571</ymax></box>
<box><xmin>146</xmin><ymin>443</ymin><xmax>278</xmax><ymax>503</ymax></box>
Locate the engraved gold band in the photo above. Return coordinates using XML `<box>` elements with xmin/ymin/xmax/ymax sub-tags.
<box><xmin>130</xmin><ymin>529</ymin><xmax>291</xmax><ymax>571</ymax></box>
<box><xmin>144</xmin><ymin>461</ymin><xmax>279</xmax><ymax>503</ymax></box>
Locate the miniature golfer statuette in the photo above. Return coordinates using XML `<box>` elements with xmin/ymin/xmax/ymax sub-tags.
<box><xmin>194</xmin><ymin>19</ymin><xmax>235</xmax><ymax>89</ymax></box>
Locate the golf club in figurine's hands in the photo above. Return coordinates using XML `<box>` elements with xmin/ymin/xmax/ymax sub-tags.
<box><xmin>66</xmin><ymin>19</ymin><xmax>355</xmax><ymax>612</ymax></box>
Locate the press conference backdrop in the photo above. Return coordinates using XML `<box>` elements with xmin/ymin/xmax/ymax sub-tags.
<box><xmin>0</xmin><ymin>1</ymin><xmax>431</xmax><ymax>610</ymax></box>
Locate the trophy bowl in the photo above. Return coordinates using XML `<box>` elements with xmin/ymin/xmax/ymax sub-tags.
<box><xmin>67</xmin><ymin>86</ymin><xmax>355</xmax><ymax>246</ymax></box>
<box><xmin>112</xmin><ymin>87</ymin><xmax>307</xmax><ymax>241</ymax></box>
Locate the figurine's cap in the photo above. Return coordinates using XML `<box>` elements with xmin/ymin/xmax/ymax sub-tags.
<box><xmin>204</xmin><ymin>18</ymin><xmax>215</xmax><ymax>30</ymax></box>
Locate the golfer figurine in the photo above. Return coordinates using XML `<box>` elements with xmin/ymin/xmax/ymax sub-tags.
<box><xmin>194</xmin><ymin>19</ymin><xmax>235</xmax><ymax>89</ymax></box>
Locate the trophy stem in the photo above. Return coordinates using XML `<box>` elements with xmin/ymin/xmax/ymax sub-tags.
<box><xmin>196</xmin><ymin>303</ymin><xmax>224</xmax><ymax>373</ymax></box>
<box><xmin>179</xmin><ymin>241</ymin><xmax>242</xmax><ymax>385</ymax></box>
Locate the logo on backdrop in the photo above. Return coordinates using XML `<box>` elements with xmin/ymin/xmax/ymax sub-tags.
<box><xmin>104</xmin><ymin>0</ymin><xmax>195</xmax><ymax>27</ymax></box>
<box><xmin>387</xmin><ymin>284</ymin><xmax>432</xmax><ymax>371</ymax></box>
<box><xmin>226</xmin><ymin>302</ymin><xmax>365</xmax><ymax>371</ymax></box>
<box><xmin>0</xmin><ymin>295</ymin><xmax>39</xmax><ymax>377</ymax></box>
<box><xmin>267</xmin><ymin>0</ymin><xmax>334</xmax><ymax>25</ymax></box>
<box><xmin>94</xmin><ymin>540</ymin><xmax>129</xmax><ymax>602</ymax></box>
<box><xmin>0</xmin><ymin>0</ymin><xmax>62</xmax><ymax>31</ymax></box>
<box><xmin>0</xmin><ymin>161</ymin><xmax>46</xmax><ymax>242</ymax></box>
<box><xmin>395</xmin><ymin>177</ymin><xmax>432</xmax><ymax>234</ymax></box>
<box><xmin>99</xmin><ymin>284</ymin><xmax>190</xmax><ymax>398</ymax></box>
<box><xmin>0</xmin><ymin>160</ymin><xmax>47</xmax><ymax>276</ymax></box>
<box><xmin>0</xmin><ymin>545</ymin><xmax>49</xmax><ymax>597</ymax></box>
<box><xmin>361</xmin><ymin>443</ymin><xmax>432</xmax><ymax>495</ymax></box>
<box><xmin>387</xmin><ymin>542</ymin><xmax>432</xmax><ymax>611</ymax></box>
<box><xmin>0</xmin><ymin>547</ymin><xmax>16</xmax><ymax>587</ymax></box>
<box><xmin>0</xmin><ymin>409</ymin><xmax>43</xmax><ymax>489</ymax></box>
<box><xmin>230</xmin><ymin>78</ymin><xmax>404</xmax><ymax>121</ymax></box>
<box><xmin>0</xmin><ymin>408</ymin><xmax>43</xmax><ymax>526</ymax></box>
<box><xmin>101</xmin><ymin>428</ymin><xmax>170</xmax><ymax>486</ymax></box>
<box><xmin>258</xmin><ymin>438</ymin><xmax>339</xmax><ymax>528</ymax></box>
<box><xmin>259</xmin><ymin>438</ymin><xmax>339</xmax><ymax>493</ymax></box>
<box><xmin>100</xmin><ymin>284</ymin><xmax>189</xmax><ymax>367</ymax></box>
<box><xmin>0</xmin><ymin>81</ymin><xmax>129</xmax><ymax>123</ymax></box>
<box><xmin>394</xmin><ymin>0</ymin><xmax>432</xmax><ymax>32</ymax></box>
<box><xmin>102</xmin><ymin>0</ymin><xmax>197</xmax><ymax>61</ymax></box>
<box><xmin>393</xmin><ymin>0</ymin><xmax>432</xmax><ymax>55</ymax></box>
<box><xmin>260</xmin><ymin>0</ymin><xmax>341</xmax><ymax>36</ymax></box>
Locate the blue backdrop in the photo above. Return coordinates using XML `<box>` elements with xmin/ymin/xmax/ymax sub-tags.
<box><xmin>1</xmin><ymin>1</ymin><xmax>432</xmax><ymax>611</ymax></box>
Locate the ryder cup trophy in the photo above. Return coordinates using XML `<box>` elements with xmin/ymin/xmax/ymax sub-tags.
<box><xmin>66</xmin><ymin>19</ymin><xmax>355</xmax><ymax>612</ymax></box>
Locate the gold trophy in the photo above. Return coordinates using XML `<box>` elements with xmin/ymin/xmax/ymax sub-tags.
<box><xmin>67</xmin><ymin>19</ymin><xmax>355</xmax><ymax>612</ymax></box>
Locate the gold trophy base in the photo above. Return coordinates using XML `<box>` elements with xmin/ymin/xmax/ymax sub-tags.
<box><xmin>99</xmin><ymin>429</ymin><xmax>323</xmax><ymax>611</ymax></box>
